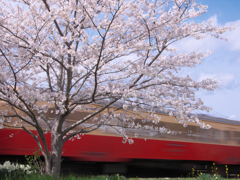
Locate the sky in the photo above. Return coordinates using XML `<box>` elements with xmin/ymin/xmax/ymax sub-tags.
<box><xmin>172</xmin><ymin>0</ymin><xmax>240</xmax><ymax>120</ymax></box>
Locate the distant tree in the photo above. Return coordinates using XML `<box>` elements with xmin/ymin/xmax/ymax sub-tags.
<box><xmin>0</xmin><ymin>0</ymin><xmax>232</xmax><ymax>178</ymax></box>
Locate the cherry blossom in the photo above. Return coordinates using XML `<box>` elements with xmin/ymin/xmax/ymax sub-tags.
<box><xmin>0</xmin><ymin>0</ymin><xmax>233</xmax><ymax>178</ymax></box>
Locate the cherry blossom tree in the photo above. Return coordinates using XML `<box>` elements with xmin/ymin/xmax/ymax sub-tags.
<box><xmin>0</xmin><ymin>0</ymin><xmax>232</xmax><ymax>178</ymax></box>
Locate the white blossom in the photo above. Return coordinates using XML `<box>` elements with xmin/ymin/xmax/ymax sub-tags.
<box><xmin>0</xmin><ymin>0</ymin><xmax>233</xmax><ymax>177</ymax></box>
<box><xmin>0</xmin><ymin>161</ymin><xmax>33</xmax><ymax>174</ymax></box>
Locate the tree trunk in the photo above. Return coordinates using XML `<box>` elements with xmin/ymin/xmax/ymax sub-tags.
<box><xmin>45</xmin><ymin>158</ymin><xmax>52</xmax><ymax>175</ymax></box>
<box><xmin>45</xmin><ymin>132</ymin><xmax>63</xmax><ymax>179</ymax></box>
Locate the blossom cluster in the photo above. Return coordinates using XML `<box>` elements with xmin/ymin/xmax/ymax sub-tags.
<box><xmin>0</xmin><ymin>161</ymin><xmax>33</xmax><ymax>174</ymax></box>
<box><xmin>0</xmin><ymin>0</ymin><xmax>234</xmax><ymax>175</ymax></box>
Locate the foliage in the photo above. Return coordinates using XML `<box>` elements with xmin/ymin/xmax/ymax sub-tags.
<box><xmin>191</xmin><ymin>168</ymin><xmax>195</xmax><ymax>177</ymax></box>
<box><xmin>212</xmin><ymin>174</ymin><xmax>222</xmax><ymax>180</ymax></box>
<box><xmin>198</xmin><ymin>173</ymin><xmax>212</xmax><ymax>180</ymax></box>
<box><xmin>225</xmin><ymin>165</ymin><xmax>228</xmax><ymax>178</ymax></box>
<box><xmin>197</xmin><ymin>173</ymin><xmax>222</xmax><ymax>180</ymax></box>
<box><xmin>0</xmin><ymin>169</ymin><xmax>234</xmax><ymax>180</ymax></box>
<box><xmin>25</xmin><ymin>147</ymin><xmax>46</xmax><ymax>174</ymax></box>
<box><xmin>0</xmin><ymin>172</ymin><xmax>127</xmax><ymax>180</ymax></box>
<box><xmin>0</xmin><ymin>0</ymin><xmax>233</xmax><ymax>178</ymax></box>
<box><xmin>211</xmin><ymin>163</ymin><xmax>217</xmax><ymax>175</ymax></box>
<box><xmin>0</xmin><ymin>161</ymin><xmax>33</xmax><ymax>180</ymax></box>
<box><xmin>90</xmin><ymin>174</ymin><xmax>126</xmax><ymax>180</ymax></box>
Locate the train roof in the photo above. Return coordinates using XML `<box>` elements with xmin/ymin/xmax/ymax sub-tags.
<box><xmin>96</xmin><ymin>100</ymin><xmax>240</xmax><ymax>126</ymax></box>
<box><xmin>197</xmin><ymin>114</ymin><xmax>240</xmax><ymax>126</ymax></box>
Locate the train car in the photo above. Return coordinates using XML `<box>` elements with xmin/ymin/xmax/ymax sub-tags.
<box><xmin>1</xmin><ymin>105</ymin><xmax>240</xmax><ymax>177</ymax></box>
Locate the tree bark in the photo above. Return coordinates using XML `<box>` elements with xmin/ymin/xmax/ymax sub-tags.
<box><xmin>44</xmin><ymin>132</ymin><xmax>63</xmax><ymax>179</ymax></box>
<box><xmin>45</xmin><ymin>158</ymin><xmax>52</xmax><ymax>175</ymax></box>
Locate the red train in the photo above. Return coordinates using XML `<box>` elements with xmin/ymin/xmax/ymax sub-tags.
<box><xmin>1</xmin><ymin>111</ymin><xmax>240</xmax><ymax>177</ymax></box>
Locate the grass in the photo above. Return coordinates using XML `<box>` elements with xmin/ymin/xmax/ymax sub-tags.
<box><xmin>0</xmin><ymin>172</ymin><xmax>127</xmax><ymax>180</ymax></box>
<box><xmin>0</xmin><ymin>172</ymin><xmax>237</xmax><ymax>180</ymax></box>
<box><xmin>2</xmin><ymin>161</ymin><xmax>237</xmax><ymax>180</ymax></box>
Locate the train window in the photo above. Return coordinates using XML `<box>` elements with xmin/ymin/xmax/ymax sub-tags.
<box><xmin>224</xmin><ymin>131</ymin><xmax>230</xmax><ymax>143</ymax></box>
<box><xmin>212</xmin><ymin>129</ymin><xmax>221</xmax><ymax>144</ymax></box>
<box><xmin>151</xmin><ymin>122</ymin><xmax>187</xmax><ymax>140</ymax></box>
<box><xmin>184</xmin><ymin>125</ymin><xmax>198</xmax><ymax>142</ymax></box>
<box><xmin>151</xmin><ymin>122</ymin><xmax>204</xmax><ymax>142</ymax></box>
<box><xmin>164</xmin><ymin>132</ymin><xmax>178</xmax><ymax>140</ymax></box>
<box><xmin>169</xmin><ymin>123</ymin><xmax>186</xmax><ymax>140</ymax></box>
<box><xmin>165</xmin><ymin>123</ymin><xmax>198</xmax><ymax>141</ymax></box>
<box><xmin>199</xmin><ymin>128</ymin><xmax>212</xmax><ymax>142</ymax></box>
<box><xmin>233</xmin><ymin>131</ymin><xmax>240</xmax><ymax>145</ymax></box>
<box><xmin>151</xmin><ymin>121</ymin><xmax>180</xmax><ymax>140</ymax></box>
<box><xmin>154</xmin><ymin>124</ymin><xmax>199</xmax><ymax>142</ymax></box>
<box><xmin>155</xmin><ymin>131</ymin><xmax>167</xmax><ymax>139</ymax></box>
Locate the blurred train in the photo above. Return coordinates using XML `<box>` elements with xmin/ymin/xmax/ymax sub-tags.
<box><xmin>1</xmin><ymin>104</ymin><xmax>240</xmax><ymax>177</ymax></box>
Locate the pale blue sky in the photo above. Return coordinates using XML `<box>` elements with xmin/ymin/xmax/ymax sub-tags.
<box><xmin>176</xmin><ymin>0</ymin><xmax>240</xmax><ymax>120</ymax></box>
<box><xmin>196</xmin><ymin>0</ymin><xmax>240</xmax><ymax>24</ymax></box>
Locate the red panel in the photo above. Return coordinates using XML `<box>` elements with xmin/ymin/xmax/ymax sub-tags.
<box><xmin>0</xmin><ymin>129</ymin><xmax>51</xmax><ymax>156</ymax></box>
<box><xmin>1</xmin><ymin>129</ymin><xmax>240</xmax><ymax>165</ymax></box>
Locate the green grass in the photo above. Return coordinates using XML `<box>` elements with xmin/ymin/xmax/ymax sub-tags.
<box><xmin>0</xmin><ymin>171</ymin><xmax>236</xmax><ymax>180</ymax></box>
<box><xmin>0</xmin><ymin>174</ymin><xmax>236</xmax><ymax>180</ymax></box>
<box><xmin>0</xmin><ymin>172</ymin><xmax>127</xmax><ymax>180</ymax></box>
